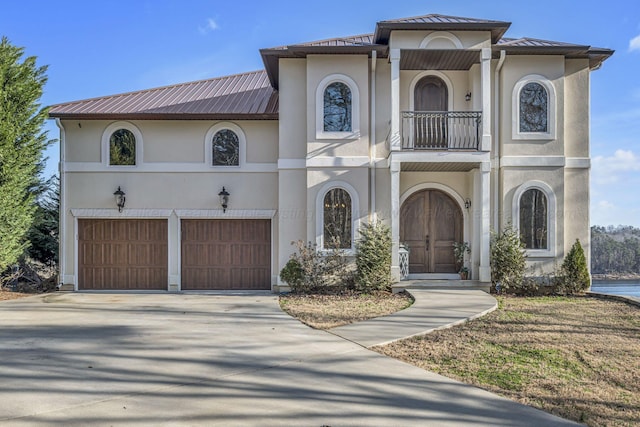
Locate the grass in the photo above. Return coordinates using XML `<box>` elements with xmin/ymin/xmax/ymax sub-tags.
<box><xmin>373</xmin><ymin>296</ymin><xmax>640</xmax><ymax>427</ymax></box>
<box><xmin>0</xmin><ymin>289</ymin><xmax>34</xmax><ymax>301</ymax></box>
<box><xmin>279</xmin><ymin>291</ymin><xmax>413</xmax><ymax>329</ymax></box>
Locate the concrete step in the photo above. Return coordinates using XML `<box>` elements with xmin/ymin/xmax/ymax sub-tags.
<box><xmin>393</xmin><ymin>280</ymin><xmax>491</xmax><ymax>294</ymax></box>
<box><xmin>57</xmin><ymin>283</ymin><xmax>74</xmax><ymax>292</ymax></box>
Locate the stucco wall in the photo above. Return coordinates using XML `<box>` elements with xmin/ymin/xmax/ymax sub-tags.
<box><xmin>278</xmin><ymin>59</ymin><xmax>307</xmax><ymax>160</ymax></box>
<box><xmin>564</xmin><ymin>59</ymin><xmax>591</xmax><ymax>159</ymax></box>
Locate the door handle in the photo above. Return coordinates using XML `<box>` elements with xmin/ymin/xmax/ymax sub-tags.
<box><xmin>425</xmin><ymin>235</ymin><xmax>430</xmax><ymax>249</ymax></box>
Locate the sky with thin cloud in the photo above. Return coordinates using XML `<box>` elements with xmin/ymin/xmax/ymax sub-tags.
<box><xmin>1</xmin><ymin>0</ymin><xmax>639</xmax><ymax>226</ymax></box>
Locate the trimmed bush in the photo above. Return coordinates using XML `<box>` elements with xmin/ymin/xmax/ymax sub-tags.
<box><xmin>557</xmin><ymin>239</ymin><xmax>590</xmax><ymax>295</ymax></box>
<box><xmin>490</xmin><ymin>224</ymin><xmax>526</xmax><ymax>293</ymax></box>
<box><xmin>355</xmin><ymin>222</ymin><xmax>392</xmax><ymax>292</ymax></box>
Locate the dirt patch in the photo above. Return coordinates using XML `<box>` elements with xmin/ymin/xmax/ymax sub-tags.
<box><xmin>279</xmin><ymin>291</ymin><xmax>414</xmax><ymax>329</ymax></box>
<box><xmin>0</xmin><ymin>290</ymin><xmax>36</xmax><ymax>301</ymax></box>
<box><xmin>374</xmin><ymin>296</ymin><xmax>640</xmax><ymax>427</ymax></box>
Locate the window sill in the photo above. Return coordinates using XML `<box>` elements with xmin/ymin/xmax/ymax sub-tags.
<box><xmin>316</xmin><ymin>130</ymin><xmax>361</xmax><ymax>140</ymax></box>
<box><xmin>524</xmin><ymin>249</ymin><xmax>555</xmax><ymax>258</ymax></box>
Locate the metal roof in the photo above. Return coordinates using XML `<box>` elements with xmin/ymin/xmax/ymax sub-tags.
<box><xmin>374</xmin><ymin>13</ymin><xmax>511</xmax><ymax>44</ymax></box>
<box><xmin>49</xmin><ymin>70</ymin><xmax>278</xmax><ymax>120</ymax></box>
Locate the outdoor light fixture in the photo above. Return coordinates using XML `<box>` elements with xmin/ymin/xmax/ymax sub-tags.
<box><xmin>465</xmin><ymin>92</ymin><xmax>472</xmax><ymax>102</ymax></box>
<box><xmin>114</xmin><ymin>186</ymin><xmax>126</xmax><ymax>212</ymax></box>
<box><xmin>218</xmin><ymin>187</ymin><xmax>230</xmax><ymax>213</ymax></box>
<box><xmin>465</xmin><ymin>198</ymin><xmax>472</xmax><ymax>210</ymax></box>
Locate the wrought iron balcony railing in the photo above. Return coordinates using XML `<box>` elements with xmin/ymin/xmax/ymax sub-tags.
<box><xmin>402</xmin><ymin>111</ymin><xmax>482</xmax><ymax>150</ymax></box>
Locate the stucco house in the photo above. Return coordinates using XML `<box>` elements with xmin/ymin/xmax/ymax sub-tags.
<box><xmin>49</xmin><ymin>13</ymin><xmax>612</xmax><ymax>292</ymax></box>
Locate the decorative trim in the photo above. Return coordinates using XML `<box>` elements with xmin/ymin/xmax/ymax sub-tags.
<box><xmin>278</xmin><ymin>159</ymin><xmax>306</xmax><ymax>169</ymax></box>
<box><xmin>512</xmin><ymin>74</ymin><xmax>557</xmax><ymax>141</ymax></box>
<box><xmin>390</xmin><ymin>150</ymin><xmax>491</xmax><ymax>165</ymax></box>
<box><xmin>71</xmin><ymin>208</ymin><xmax>172</xmax><ymax>218</ymax></box>
<box><xmin>512</xmin><ymin>180</ymin><xmax>557</xmax><ymax>258</ymax></box>
<box><xmin>315</xmin><ymin>74</ymin><xmax>361</xmax><ymax>140</ymax></box>
<box><xmin>565</xmin><ymin>157</ymin><xmax>590</xmax><ymax>169</ymax></box>
<box><xmin>306</xmin><ymin>156</ymin><xmax>370</xmax><ymax>168</ymax></box>
<box><xmin>175</xmin><ymin>209</ymin><xmax>276</xmax><ymax>219</ymax></box>
<box><xmin>63</xmin><ymin>162</ymin><xmax>277</xmax><ymax>173</ymax></box>
<box><xmin>409</xmin><ymin>71</ymin><xmax>454</xmax><ymax>112</ymax></box>
<box><xmin>419</xmin><ymin>31</ymin><xmax>463</xmax><ymax>49</ymax></box>
<box><xmin>501</xmin><ymin>156</ymin><xmax>565</xmax><ymax>168</ymax></box>
<box><xmin>204</xmin><ymin>122</ymin><xmax>246</xmax><ymax>168</ymax></box>
<box><xmin>315</xmin><ymin>181</ymin><xmax>360</xmax><ymax>252</ymax></box>
<box><xmin>101</xmin><ymin>121</ymin><xmax>143</xmax><ymax>168</ymax></box>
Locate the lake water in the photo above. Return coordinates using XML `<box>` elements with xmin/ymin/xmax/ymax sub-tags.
<box><xmin>591</xmin><ymin>280</ymin><xmax>640</xmax><ymax>298</ymax></box>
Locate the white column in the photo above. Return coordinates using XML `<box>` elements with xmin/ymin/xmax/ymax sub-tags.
<box><xmin>478</xmin><ymin>161</ymin><xmax>491</xmax><ymax>282</ymax></box>
<box><xmin>481</xmin><ymin>47</ymin><xmax>492</xmax><ymax>152</ymax></box>
<box><xmin>390</xmin><ymin>160</ymin><xmax>401</xmax><ymax>281</ymax></box>
<box><xmin>390</xmin><ymin>49</ymin><xmax>401</xmax><ymax>151</ymax></box>
<box><xmin>168</xmin><ymin>211</ymin><xmax>180</xmax><ymax>291</ymax></box>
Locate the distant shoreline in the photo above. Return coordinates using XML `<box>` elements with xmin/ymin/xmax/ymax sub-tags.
<box><xmin>592</xmin><ymin>273</ymin><xmax>640</xmax><ymax>281</ymax></box>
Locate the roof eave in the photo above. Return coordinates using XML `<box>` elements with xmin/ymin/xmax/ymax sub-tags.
<box><xmin>49</xmin><ymin>112</ymin><xmax>279</xmax><ymax>121</ymax></box>
<box><xmin>374</xmin><ymin>21</ymin><xmax>511</xmax><ymax>44</ymax></box>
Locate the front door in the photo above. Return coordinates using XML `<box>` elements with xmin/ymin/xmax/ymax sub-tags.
<box><xmin>400</xmin><ymin>190</ymin><xmax>462</xmax><ymax>273</ymax></box>
<box><xmin>414</xmin><ymin>76</ymin><xmax>448</xmax><ymax>148</ymax></box>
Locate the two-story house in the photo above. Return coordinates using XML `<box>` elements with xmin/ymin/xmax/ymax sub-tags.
<box><xmin>49</xmin><ymin>13</ymin><xmax>612</xmax><ymax>292</ymax></box>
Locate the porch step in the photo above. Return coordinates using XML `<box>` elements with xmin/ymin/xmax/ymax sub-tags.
<box><xmin>393</xmin><ymin>280</ymin><xmax>491</xmax><ymax>294</ymax></box>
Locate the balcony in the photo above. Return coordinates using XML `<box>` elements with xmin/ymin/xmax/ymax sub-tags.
<box><xmin>401</xmin><ymin>111</ymin><xmax>482</xmax><ymax>150</ymax></box>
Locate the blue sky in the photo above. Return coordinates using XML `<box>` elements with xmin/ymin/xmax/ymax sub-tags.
<box><xmin>2</xmin><ymin>0</ymin><xmax>639</xmax><ymax>226</ymax></box>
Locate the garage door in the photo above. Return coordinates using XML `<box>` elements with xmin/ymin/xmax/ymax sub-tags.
<box><xmin>78</xmin><ymin>219</ymin><xmax>168</xmax><ymax>290</ymax></box>
<box><xmin>181</xmin><ymin>219</ymin><xmax>271</xmax><ymax>290</ymax></box>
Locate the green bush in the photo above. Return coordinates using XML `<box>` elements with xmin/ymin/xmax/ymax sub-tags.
<box><xmin>490</xmin><ymin>224</ymin><xmax>526</xmax><ymax>294</ymax></box>
<box><xmin>355</xmin><ymin>222</ymin><xmax>392</xmax><ymax>292</ymax></box>
<box><xmin>279</xmin><ymin>240</ymin><xmax>353</xmax><ymax>293</ymax></box>
<box><xmin>557</xmin><ymin>239</ymin><xmax>590</xmax><ymax>295</ymax></box>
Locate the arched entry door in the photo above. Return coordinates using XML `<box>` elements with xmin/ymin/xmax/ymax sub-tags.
<box><xmin>414</xmin><ymin>76</ymin><xmax>448</xmax><ymax>148</ymax></box>
<box><xmin>400</xmin><ymin>189</ymin><xmax>462</xmax><ymax>273</ymax></box>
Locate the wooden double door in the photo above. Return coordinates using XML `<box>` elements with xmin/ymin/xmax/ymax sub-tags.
<box><xmin>400</xmin><ymin>190</ymin><xmax>462</xmax><ymax>273</ymax></box>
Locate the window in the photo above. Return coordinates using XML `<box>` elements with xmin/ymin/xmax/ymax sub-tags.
<box><xmin>519</xmin><ymin>188</ymin><xmax>547</xmax><ymax>249</ymax></box>
<box><xmin>315</xmin><ymin>74</ymin><xmax>360</xmax><ymax>139</ymax></box>
<box><xmin>323</xmin><ymin>188</ymin><xmax>352</xmax><ymax>249</ymax></box>
<box><xmin>324</xmin><ymin>82</ymin><xmax>352</xmax><ymax>132</ymax></box>
<box><xmin>101</xmin><ymin>122</ymin><xmax>142</xmax><ymax>167</ymax></box>
<box><xmin>512</xmin><ymin>75</ymin><xmax>556</xmax><ymax>140</ymax></box>
<box><xmin>513</xmin><ymin>181</ymin><xmax>556</xmax><ymax>257</ymax></box>
<box><xmin>212</xmin><ymin>129</ymin><xmax>239</xmax><ymax>166</ymax></box>
<box><xmin>109</xmin><ymin>129</ymin><xmax>136</xmax><ymax>165</ymax></box>
<box><xmin>519</xmin><ymin>82</ymin><xmax>548</xmax><ymax>133</ymax></box>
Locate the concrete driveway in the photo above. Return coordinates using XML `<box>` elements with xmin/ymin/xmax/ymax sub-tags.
<box><xmin>0</xmin><ymin>292</ymin><xmax>578</xmax><ymax>426</ymax></box>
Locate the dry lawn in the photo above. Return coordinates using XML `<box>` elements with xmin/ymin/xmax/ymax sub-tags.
<box><xmin>0</xmin><ymin>289</ymin><xmax>34</xmax><ymax>301</ymax></box>
<box><xmin>279</xmin><ymin>291</ymin><xmax>413</xmax><ymax>329</ymax></box>
<box><xmin>374</xmin><ymin>296</ymin><xmax>640</xmax><ymax>427</ymax></box>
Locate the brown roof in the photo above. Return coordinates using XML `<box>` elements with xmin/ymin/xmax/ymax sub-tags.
<box><xmin>495</xmin><ymin>37</ymin><xmax>614</xmax><ymax>69</ymax></box>
<box><xmin>374</xmin><ymin>13</ymin><xmax>511</xmax><ymax>44</ymax></box>
<box><xmin>49</xmin><ymin>70</ymin><xmax>278</xmax><ymax>120</ymax></box>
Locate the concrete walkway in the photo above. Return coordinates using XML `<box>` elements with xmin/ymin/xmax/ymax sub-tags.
<box><xmin>0</xmin><ymin>290</ymin><xmax>579</xmax><ymax>426</ymax></box>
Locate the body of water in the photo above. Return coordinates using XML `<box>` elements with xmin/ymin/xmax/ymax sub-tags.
<box><xmin>591</xmin><ymin>280</ymin><xmax>640</xmax><ymax>298</ymax></box>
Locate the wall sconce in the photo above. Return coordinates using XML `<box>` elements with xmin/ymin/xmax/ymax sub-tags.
<box><xmin>465</xmin><ymin>198</ymin><xmax>472</xmax><ymax>210</ymax></box>
<box><xmin>113</xmin><ymin>186</ymin><xmax>126</xmax><ymax>212</ymax></box>
<box><xmin>465</xmin><ymin>92</ymin><xmax>472</xmax><ymax>102</ymax></box>
<box><xmin>218</xmin><ymin>187</ymin><xmax>230</xmax><ymax>213</ymax></box>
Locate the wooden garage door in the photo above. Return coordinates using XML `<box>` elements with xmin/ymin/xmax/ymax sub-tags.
<box><xmin>78</xmin><ymin>219</ymin><xmax>168</xmax><ymax>290</ymax></box>
<box><xmin>181</xmin><ymin>219</ymin><xmax>271</xmax><ymax>290</ymax></box>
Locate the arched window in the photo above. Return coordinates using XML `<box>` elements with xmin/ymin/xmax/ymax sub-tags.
<box><xmin>519</xmin><ymin>188</ymin><xmax>548</xmax><ymax>250</ymax></box>
<box><xmin>324</xmin><ymin>82</ymin><xmax>352</xmax><ymax>132</ymax></box>
<box><xmin>519</xmin><ymin>82</ymin><xmax>548</xmax><ymax>133</ymax></box>
<box><xmin>109</xmin><ymin>129</ymin><xmax>136</xmax><ymax>165</ymax></box>
<box><xmin>512</xmin><ymin>75</ymin><xmax>556</xmax><ymax>140</ymax></box>
<box><xmin>212</xmin><ymin>129</ymin><xmax>239</xmax><ymax>166</ymax></box>
<box><xmin>323</xmin><ymin>188</ymin><xmax>352</xmax><ymax>250</ymax></box>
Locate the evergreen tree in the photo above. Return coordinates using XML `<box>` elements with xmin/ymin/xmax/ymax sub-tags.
<box><xmin>26</xmin><ymin>175</ymin><xmax>59</xmax><ymax>265</ymax></box>
<box><xmin>0</xmin><ymin>37</ymin><xmax>51</xmax><ymax>272</ymax></box>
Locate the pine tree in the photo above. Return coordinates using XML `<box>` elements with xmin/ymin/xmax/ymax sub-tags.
<box><xmin>0</xmin><ymin>37</ymin><xmax>51</xmax><ymax>272</ymax></box>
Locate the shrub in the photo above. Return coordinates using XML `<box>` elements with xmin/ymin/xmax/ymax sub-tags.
<box><xmin>279</xmin><ymin>240</ymin><xmax>353</xmax><ymax>293</ymax></box>
<box><xmin>557</xmin><ymin>239</ymin><xmax>590</xmax><ymax>295</ymax></box>
<box><xmin>355</xmin><ymin>222</ymin><xmax>392</xmax><ymax>292</ymax></box>
<box><xmin>490</xmin><ymin>224</ymin><xmax>526</xmax><ymax>293</ymax></box>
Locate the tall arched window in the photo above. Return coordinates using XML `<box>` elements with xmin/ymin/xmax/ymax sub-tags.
<box><xmin>519</xmin><ymin>188</ymin><xmax>548</xmax><ymax>250</ymax></box>
<box><xmin>324</xmin><ymin>82</ymin><xmax>352</xmax><ymax>132</ymax></box>
<box><xmin>212</xmin><ymin>129</ymin><xmax>239</xmax><ymax>166</ymax></box>
<box><xmin>323</xmin><ymin>188</ymin><xmax>352</xmax><ymax>249</ymax></box>
<box><xmin>519</xmin><ymin>82</ymin><xmax>548</xmax><ymax>133</ymax></box>
<box><xmin>109</xmin><ymin>129</ymin><xmax>136</xmax><ymax>166</ymax></box>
